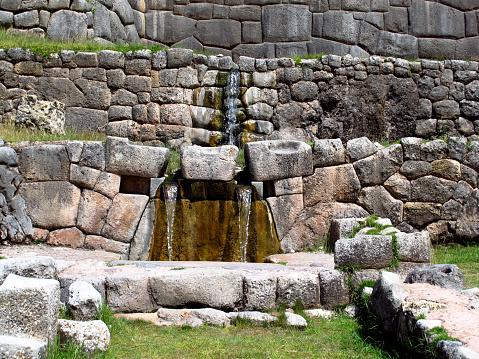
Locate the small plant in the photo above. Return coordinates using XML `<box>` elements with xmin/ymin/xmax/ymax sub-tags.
<box><xmin>0</xmin><ymin>256</ymin><xmax>6</xmax><ymax>260</ymax></box>
<box><xmin>165</xmin><ymin>147</ymin><xmax>181</xmax><ymax>179</ymax></box>
<box><xmin>236</xmin><ymin>148</ymin><xmax>246</xmax><ymax>169</ymax></box>
<box><xmin>277</xmin><ymin>261</ymin><xmax>287</xmax><ymax>266</ymax></box>
<box><xmin>170</xmin><ymin>267</ymin><xmax>186</xmax><ymax>270</ymax></box>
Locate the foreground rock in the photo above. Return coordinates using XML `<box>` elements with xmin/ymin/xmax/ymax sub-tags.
<box><xmin>0</xmin><ymin>256</ymin><xmax>57</xmax><ymax>285</ymax></box>
<box><xmin>67</xmin><ymin>280</ymin><xmax>102</xmax><ymax>320</ymax></box>
<box><xmin>156</xmin><ymin>308</ymin><xmax>231</xmax><ymax>327</ymax></box>
<box><xmin>57</xmin><ymin>319</ymin><xmax>110</xmax><ymax>355</ymax></box>
<box><xmin>180</xmin><ymin>145</ymin><xmax>238</xmax><ymax>181</ymax></box>
<box><xmin>404</xmin><ymin>264</ymin><xmax>465</xmax><ymax>291</ymax></box>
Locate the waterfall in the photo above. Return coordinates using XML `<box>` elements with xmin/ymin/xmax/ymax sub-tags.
<box><xmin>164</xmin><ymin>183</ymin><xmax>178</xmax><ymax>261</ymax></box>
<box><xmin>237</xmin><ymin>186</ymin><xmax>252</xmax><ymax>262</ymax></box>
<box><xmin>224</xmin><ymin>69</ymin><xmax>240</xmax><ymax>146</ymax></box>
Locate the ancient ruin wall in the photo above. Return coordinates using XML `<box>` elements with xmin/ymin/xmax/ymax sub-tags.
<box><xmin>1</xmin><ymin>48</ymin><xmax>479</xmax><ymax>146</ymax></box>
<box><xmin>1</xmin><ymin>0</ymin><xmax>478</xmax><ymax>60</ymax></box>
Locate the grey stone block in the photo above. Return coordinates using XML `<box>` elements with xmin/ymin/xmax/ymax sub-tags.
<box><xmin>346</xmin><ymin>137</ymin><xmax>377</xmax><ymax>161</ymax></box>
<box><xmin>396</xmin><ymin>231</ymin><xmax>431</xmax><ymax>263</ymax></box>
<box><xmin>262</xmin><ymin>4</ymin><xmax>311</xmax><ymax>42</ymax></box>
<box><xmin>335</xmin><ymin>235</ymin><xmax>394</xmax><ymax>269</ymax></box>
<box><xmin>275</xmin><ymin>42</ymin><xmax>308</xmax><ymax>58</ymax></box>
<box><xmin>99</xmin><ymin>50</ymin><xmax>125</xmax><ymax>69</ymax></box>
<box><xmin>0</xmin><ymin>335</ymin><xmax>47</xmax><ymax>359</ymax></box>
<box><xmin>78</xmin><ymin>141</ymin><xmax>105</xmax><ymax>170</ymax></box>
<box><xmin>0</xmin><ymin>274</ymin><xmax>59</xmax><ymax>343</ymax></box>
<box><xmin>14</xmin><ymin>10</ymin><xmax>39</xmax><ymax>28</ymax></box>
<box><xmin>353</xmin><ymin>145</ymin><xmax>403</xmax><ymax>186</ymax></box>
<box><xmin>319</xmin><ymin>270</ymin><xmax>349</xmax><ymax>309</ymax></box>
<box><xmin>357</xmin><ymin>186</ymin><xmax>404</xmax><ymax>225</ymax></box>
<box><xmin>342</xmin><ymin>0</ymin><xmax>369</xmax><ymax>11</ymax></box>
<box><xmin>359</xmin><ymin>20</ymin><xmax>381</xmax><ymax>53</ymax></box>
<box><xmin>456</xmin><ymin>37</ymin><xmax>479</xmax><ymax>61</ymax></box>
<box><xmin>245</xmin><ymin>140</ymin><xmax>313</xmax><ymax>181</ymax></box>
<box><xmin>149</xmin><ymin>269</ymin><xmax>243</xmax><ymax>311</ymax></box>
<box><xmin>106</xmin><ymin>136</ymin><xmax>169</xmax><ymax>177</ymax></box>
<box><xmin>418</xmin><ymin>38</ymin><xmax>457</xmax><ymax>61</ymax></box>
<box><xmin>433</xmin><ymin>100</ymin><xmax>460</xmax><ymax>120</ymax></box>
<box><xmin>313</xmin><ymin>138</ymin><xmax>345</xmax><ymax>167</ymax></box>
<box><xmin>180</xmin><ymin>145</ymin><xmax>238</xmax><ymax>181</ymax></box>
<box><xmin>276</xmin><ymin>272</ymin><xmax>320</xmax><ymax>309</ymax></box>
<box><xmin>405</xmin><ymin>264</ymin><xmax>465</xmax><ymax>291</ymax></box>
<box><xmin>184</xmin><ymin>3</ymin><xmax>213</xmax><ymax>19</ymax></box>
<box><xmin>410</xmin><ymin>0</ymin><xmax>465</xmax><ymax>39</ymax></box>
<box><xmin>112</xmin><ymin>0</ymin><xmax>134</xmax><ymax>24</ymax></box>
<box><xmin>242</xmin><ymin>21</ymin><xmax>262</xmax><ymax>43</ymax></box>
<box><xmin>65</xmin><ymin>107</ymin><xmax>108</xmax><ymax>132</ymax></box>
<box><xmin>47</xmin><ymin>10</ymin><xmax>87</xmax><ymax>41</ymax></box>
<box><xmin>384</xmin><ymin>7</ymin><xmax>407</xmax><ymax>33</ymax></box>
<box><xmin>196</xmin><ymin>19</ymin><xmax>241</xmax><ymax>48</ymax></box>
<box><xmin>19</xmin><ymin>145</ymin><xmax>69</xmax><ymax>182</ymax></box>
<box><xmin>0</xmin><ymin>257</ymin><xmax>57</xmax><ymax>285</ymax></box>
<box><xmin>229</xmin><ymin>5</ymin><xmax>260</xmax><ymax>21</ymax></box>
<box><xmin>365</xmin><ymin>12</ymin><xmax>384</xmax><ymax>29</ymax></box>
<box><xmin>145</xmin><ymin>11</ymin><xmax>196</xmax><ymax>45</ymax></box>
<box><xmin>106</xmin><ymin>274</ymin><xmax>156</xmax><ymax>312</ymax></box>
<box><xmin>322</xmin><ymin>10</ymin><xmax>359</xmax><ymax>45</ymax></box>
<box><xmin>128</xmin><ymin>200</ymin><xmax>157</xmax><ymax>260</ymax></box>
<box><xmin>243</xmin><ymin>273</ymin><xmax>277</xmax><ymax>311</ymax></box>
<box><xmin>376</xmin><ymin>31</ymin><xmax>418</xmax><ymax>59</ymax></box>
<box><xmin>0</xmin><ymin>10</ymin><xmax>13</xmax><ymax>26</ymax></box>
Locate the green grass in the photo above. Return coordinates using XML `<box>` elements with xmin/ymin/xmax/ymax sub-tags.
<box><xmin>165</xmin><ymin>148</ymin><xmax>181</xmax><ymax>179</ymax></box>
<box><xmin>103</xmin><ymin>315</ymin><xmax>393</xmax><ymax>359</ymax></box>
<box><xmin>0</xmin><ymin>120</ymin><xmax>106</xmax><ymax>142</ymax></box>
<box><xmin>431</xmin><ymin>243</ymin><xmax>479</xmax><ymax>288</ymax></box>
<box><xmin>0</xmin><ymin>28</ymin><xmax>167</xmax><ymax>56</ymax></box>
<box><xmin>237</xmin><ymin>148</ymin><xmax>246</xmax><ymax>169</ymax></box>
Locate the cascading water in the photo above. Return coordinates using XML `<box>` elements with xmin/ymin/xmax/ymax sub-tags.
<box><xmin>236</xmin><ymin>186</ymin><xmax>252</xmax><ymax>262</ymax></box>
<box><xmin>164</xmin><ymin>182</ymin><xmax>178</xmax><ymax>261</ymax></box>
<box><xmin>224</xmin><ymin>69</ymin><xmax>240</xmax><ymax>146</ymax></box>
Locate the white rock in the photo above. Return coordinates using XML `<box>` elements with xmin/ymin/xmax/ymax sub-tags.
<box><xmin>68</xmin><ymin>281</ymin><xmax>102</xmax><ymax>320</ymax></box>
<box><xmin>57</xmin><ymin>319</ymin><xmax>110</xmax><ymax>355</ymax></box>
<box><xmin>304</xmin><ymin>309</ymin><xmax>334</xmax><ymax>319</ymax></box>
<box><xmin>284</xmin><ymin>312</ymin><xmax>307</xmax><ymax>327</ymax></box>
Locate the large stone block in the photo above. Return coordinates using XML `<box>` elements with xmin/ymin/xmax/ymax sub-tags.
<box><xmin>346</xmin><ymin>137</ymin><xmax>377</xmax><ymax>161</ymax></box>
<box><xmin>312</xmin><ymin>138</ymin><xmax>345</xmax><ymax>167</ymax></box>
<box><xmin>456</xmin><ymin>189</ymin><xmax>479</xmax><ymax>240</ymax></box>
<box><xmin>101</xmin><ymin>193</ymin><xmax>148</xmax><ymax>242</ymax></box>
<box><xmin>47</xmin><ymin>10</ymin><xmax>87</xmax><ymax>41</ymax></box>
<box><xmin>319</xmin><ymin>270</ymin><xmax>349</xmax><ymax>309</ymax></box>
<box><xmin>0</xmin><ymin>256</ymin><xmax>57</xmax><ymax>285</ymax></box>
<box><xmin>106</xmin><ymin>274</ymin><xmax>156</xmax><ymax>313</ymax></box>
<box><xmin>19</xmin><ymin>145</ymin><xmax>69</xmax><ymax>181</ymax></box>
<box><xmin>266</xmin><ymin>194</ymin><xmax>303</xmax><ymax>239</ymax></box>
<box><xmin>77</xmin><ymin>189</ymin><xmax>112</xmax><ymax>235</ymax></box>
<box><xmin>410</xmin><ymin>0</ymin><xmax>465</xmax><ymax>39</ymax></box>
<box><xmin>48</xmin><ymin>227</ymin><xmax>85</xmax><ymax>248</ymax></box>
<box><xmin>262</xmin><ymin>4</ymin><xmax>311</xmax><ymax>42</ymax></box>
<box><xmin>276</xmin><ymin>272</ymin><xmax>320</xmax><ymax>309</ymax></box>
<box><xmin>376</xmin><ymin>31</ymin><xmax>418</xmax><ymax>59</ymax></box>
<box><xmin>418</xmin><ymin>38</ymin><xmax>457</xmax><ymax>60</ymax></box>
<box><xmin>0</xmin><ymin>335</ymin><xmax>47</xmax><ymax>359</ymax></box>
<box><xmin>160</xmin><ymin>104</ymin><xmax>192</xmax><ymax>126</ymax></box>
<box><xmin>243</xmin><ymin>273</ymin><xmax>277</xmax><ymax>311</ymax></box>
<box><xmin>36</xmin><ymin>77</ymin><xmax>84</xmax><ymax>107</ymax></box>
<box><xmin>403</xmin><ymin>202</ymin><xmax>441</xmax><ymax>228</ymax></box>
<box><xmin>195</xmin><ymin>19</ymin><xmax>241</xmax><ymax>48</ymax></box>
<box><xmin>322</xmin><ymin>10</ymin><xmax>359</xmax><ymax>45</ymax></box>
<box><xmin>334</xmin><ymin>235</ymin><xmax>394</xmax><ymax>269</ymax></box>
<box><xmin>149</xmin><ymin>268</ymin><xmax>243</xmax><ymax>311</ymax></box>
<box><xmin>404</xmin><ymin>264</ymin><xmax>465</xmax><ymax>291</ymax></box>
<box><xmin>180</xmin><ymin>145</ymin><xmax>238</xmax><ymax>181</ymax></box>
<box><xmin>145</xmin><ymin>11</ymin><xmax>196</xmax><ymax>45</ymax></box>
<box><xmin>105</xmin><ymin>136</ymin><xmax>169</xmax><ymax>178</ymax></box>
<box><xmin>353</xmin><ymin>145</ymin><xmax>403</xmax><ymax>186</ymax></box>
<box><xmin>410</xmin><ymin>175</ymin><xmax>456</xmax><ymax>203</ymax></box>
<box><xmin>57</xmin><ymin>319</ymin><xmax>110</xmax><ymax>356</ymax></box>
<box><xmin>357</xmin><ymin>186</ymin><xmax>404</xmax><ymax>225</ymax></box>
<box><xmin>395</xmin><ymin>231</ymin><xmax>431</xmax><ymax>263</ymax></box>
<box><xmin>19</xmin><ymin>181</ymin><xmax>80</xmax><ymax>229</ymax></box>
<box><xmin>303</xmin><ymin>164</ymin><xmax>361</xmax><ymax>206</ymax></box>
<box><xmin>0</xmin><ymin>274</ymin><xmax>59</xmax><ymax>343</ymax></box>
<box><xmin>245</xmin><ymin>140</ymin><xmax>313</xmax><ymax>181</ymax></box>
<box><xmin>128</xmin><ymin>200</ymin><xmax>156</xmax><ymax>261</ymax></box>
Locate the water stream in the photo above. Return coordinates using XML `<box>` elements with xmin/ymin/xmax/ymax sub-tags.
<box><xmin>236</xmin><ymin>185</ymin><xmax>252</xmax><ymax>262</ymax></box>
<box><xmin>224</xmin><ymin>69</ymin><xmax>240</xmax><ymax>146</ymax></box>
<box><xmin>164</xmin><ymin>182</ymin><xmax>178</xmax><ymax>261</ymax></box>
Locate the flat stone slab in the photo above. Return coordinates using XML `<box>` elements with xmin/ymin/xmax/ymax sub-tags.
<box><xmin>180</xmin><ymin>145</ymin><xmax>238</xmax><ymax>181</ymax></box>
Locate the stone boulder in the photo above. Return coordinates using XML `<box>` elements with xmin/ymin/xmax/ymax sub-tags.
<box><xmin>0</xmin><ymin>274</ymin><xmax>59</xmax><ymax>344</ymax></box>
<box><xmin>67</xmin><ymin>281</ymin><xmax>102</xmax><ymax>321</ymax></box>
<box><xmin>47</xmin><ymin>10</ymin><xmax>87</xmax><ymax>41</ymax></box>
<box><xmin>19</xmin><ymin>145</ymin><xmax>70</xmax><ymax>182</ymax></box>
<box><xmin>357</xmin><ymin>186</ymin><xmax>404</xmax><ymax>225</ymax></box>
<box><xmin>180</xmin><ymin>145</ymin><xmax>238</xmax><ymax>181</ymax></box>
<box><xmin>15</xmin><ymin>95</ymin><xmax>66</xmax><ymax>135</ymax></box>
<box><xmin>0</xmin><ymin>335</ymin><xmax>47</xmax><ymax>359</ymax></box>
<box><xmin>228</xmin><ymin>311</ymin><xmax>278</xmax><ymax>325</ymax></box>
<box><xmin>334</xmin><ymin>235</ymin><xmax>394</xmax><ymax>269</ymax></box>
<box><xmin>0</xmin><ymin>256</ymin><xmax>57</xmax><ymax>285</ymax></box>
<box><xmin>312</xmin><ymin>138</ymin><xmax>345</xmax><ymax>167</ymax></box>
<box><xmin>276</xmin><ymin>272</ymin><xmax>320</xmax><ymax>309</ymax></box>
<box><xmin>242</xmin><ymin>273</ymin><xmax>277</xmax><ymax>311</ymax></box>
<box><xmin>319</xmin><ymin>270</ymin><xmax>349</xmax><ymax>309</ymax></box>
<box><xmin>148</xmin><ymin>268</ymin><xmax>243</xmax><ymax>311</ymax></box>
<box><xmin>156</xmin><ymin>308</ymin><xmax>230</xmax><ymax>327</ymax></box>
<box><xmin>57</xmin><ymin>319</ymin><xmax>110</xmax><ymax>355</ymax></box>
<box><xmin>346</xmin><ymin>137</ymin><xmax>377</xmax><ymax>161</ymax></box>
<box><xmin>369</xmin><ymin>271</ymin><xmax>409</xmax><ymax>333</ymax></box>
<box><xmin>353</xmin><ymin>145</ymin><xmax>403</xmax><ymax>186</ymax></box>
<box><xmin>105</xmin><ymin>136</ymin><xmax>169</xmax><ymax>178</ymax></box>
<box><xmin>395</xmin><ymin>231</ymin><xmax>431</xmax><ymax>263</ymax></box>
<box><xmin>105</xmin><ymin>273</ymin><xmax>157</xmax><ymax>313</ymax></box>
<box><xmin>456</xmin><ymin>189</ymin><xmax>479</xmax><ymax>240</ymax></box>
<box><xmin>404</xmin><ymin>264</ymin><xmax>465</xmax><ymax>291</ymax></box>
<box><xmin>245</xmin><ymin>140</ymin><xmax>313</xmax><ymax>181</ymax></box>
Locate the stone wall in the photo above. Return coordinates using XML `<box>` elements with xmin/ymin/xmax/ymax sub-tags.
<box><xmin>1</xmin><ymin>48</ymin><xmax>479</xmax><ymax>146</ymax></box>
<box><xmin>0</xmin><ymin>0</ymin><xmax>478</xmax><ymax>60</ymax></box>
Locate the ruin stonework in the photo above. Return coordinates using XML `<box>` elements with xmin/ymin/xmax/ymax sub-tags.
<box><xmin>1</xmin><ymin>49</ymin><xmax>479</xmax><ymax>147</ymax></box>
<box><xmin>0</xmin><ymin>0</ymin><xmax>478</xmax><ymax>60</ymax></box>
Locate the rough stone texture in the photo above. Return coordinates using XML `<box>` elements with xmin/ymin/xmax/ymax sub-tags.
<box><xmin>47</xmin><ymin>227</ymin><xmax>84</xmax><ymax>248</ymax></box>
<box><xmin>403</xmin><ymin>202</ymin><xmax>442</xmax><ymax>228</ymax></box>
<box><xmin>180</xmin><ymin>145</ymin><xmax>238</xmax><ymax>181</ymax></box>
<box><xmin>346</xmin><ymin>137</ymin><xmax>377</xmax><ymax>161</ymax></box>
<box><xmin>405</xmin><ymin>264</ymin><xmax>465</xmax><ymax>291</ymax></box>
<box><xmin>395</xmin><ymin>231</ymin><xmax>431</xmax><ymax>263</ymax></box>
<box><xmin>15</xmin><ymin>95</ymin><xmax>65</xmax><ymax>135</ymax></box>
<box><xmin>456</xmin><ymin>189</ymin><xmax>479</xmax><ymax>240</ymax></box>
<box><xmin>353</xmin><ymin>145</ymin><xmax>403</xmax><ymax>186</ymax></box>
<box><xmin>19</xmin><ymin>181</ymin><xmax>80</xmax><ymax>229</ymax></box>
<box><xmin>128</xmin><ymin>200</ymin><xmax>156</xmax><ymax>261</ymax></box>
<box><xmin>312</xmin><ymin>138</ymin><xmax>345</xmax><ymax>167</ymax></box>
<box><xmin>319</xmin><ymin>270</ymin><xmax>349</xmax><ymax>310</ymax></box>
<box><xmin>105</xmin><ymin>136</ymin><xmax>169</xmax><ymax>178</ymax></box>
<box><xmin>47</xmin><ymin>10</ymin><xmax>87</xmax><ymax>41</ymax></box>
<box><xmin>229</xmin><ymin>311</ymin><xmax>277</xmax><ymax>325</ymax></box>
<box><xmin>76</xmin><ymin>190</ymin><xmax>112</xmax><ymax>235</ymax></box>
<box><xmin>0</xmin><ymin>335</ymin><xmax>47</xmax><ymax>359</ymax></box>
<box><xmin>0</xmin><ymin>274</ymin><xmax>59</xmax><ymax>344</ymax></box>
<box><xmin>266</xmin><ymin>194</ymin><xmax>303</xmax><ymax>239</ymax></box>
<box><xmin>369</xmin><ymin>271</ymin><xmax>409</xmax><ymax>332</ymax></box>
<box><xmin>303</xmin><ymin>164</ymin><xmax>361</xmax><ymax>206</ymax></box>
<box><xmin>276</xmin><ymin>272</ymin><xmax>320</xmax><ymax>309</ymax></box>
<box><xmin>270</xmin><ymin>177</ymin><xmax>302</xmax><ymax>196</ymax></box>
<box><xmin>19</xmin><ymin>145</ymin><xmax>69</xmax><ymax>181</ymax></box>
<box><xmin>101</xmin><ymin>193</ymin><xmax>149</xmax><ymax>243</ymax></box>
<box><xmin>262</xmin><ymin>5</ymin><xmax>311</xmax><ymax>43</ymax></box>
<box><xmin>384</xmin><ymin>173</ymin><xmax>410</xmax><ymax>201</ymax></box>
<box><xmin>67</xmin><ymin>280</ymin><xmax>102</xmax><ymax>321</ymax></box>
<box><xmin>156</xmin><ymin>308</ymin><xmax>230</xmax><ymax>327</ymax></box>
<box><xmin>106</xmin><ymin>273</ymin><xmax>156</xmax><ymax>313</ymax></box>
<box><xmin>149</xmin><ymin>268</ymin><xmax>243</xmax><ymax>311</ymax></box>
<box><xmin>410</xmin><ymin>175</ymin><xmax>457</xmax><ymax>203</ymax></box>
<box><xmin>357</xmin><ymin>186</ymin><xmax>404</xmax><ymax>225</ymax></box>
<box><xmin>0</xmin><ymin>256</ymin><xmax>57</xmax><ymax>285</ymax></box>
<box><xmin>57</xmin><ymin>319</ymin><xmax>110</xmax><ymax>355</ymax></box>
<box><xmin>245</xmin><ymin>140</ymin><xmax>312</xmax><ymax>181</ymax></box>
<box><xmin>334</xmin><ymin>235</ymin><xmax>394</xmax><ymax>269</ymax></box>
<box><xmin>70</xmin><ymin>164</ymin><xmax>101</xmax><ymax>189</ymax></box>
<box><xmin>400</xmin><ymin>160</ymin><xmax>432</xmax><ymax>180</ymax></box>
<box><xmin>243</xmin><ymin>273</ymin><xmax>277</xmax><ymax>311</ymax></box>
